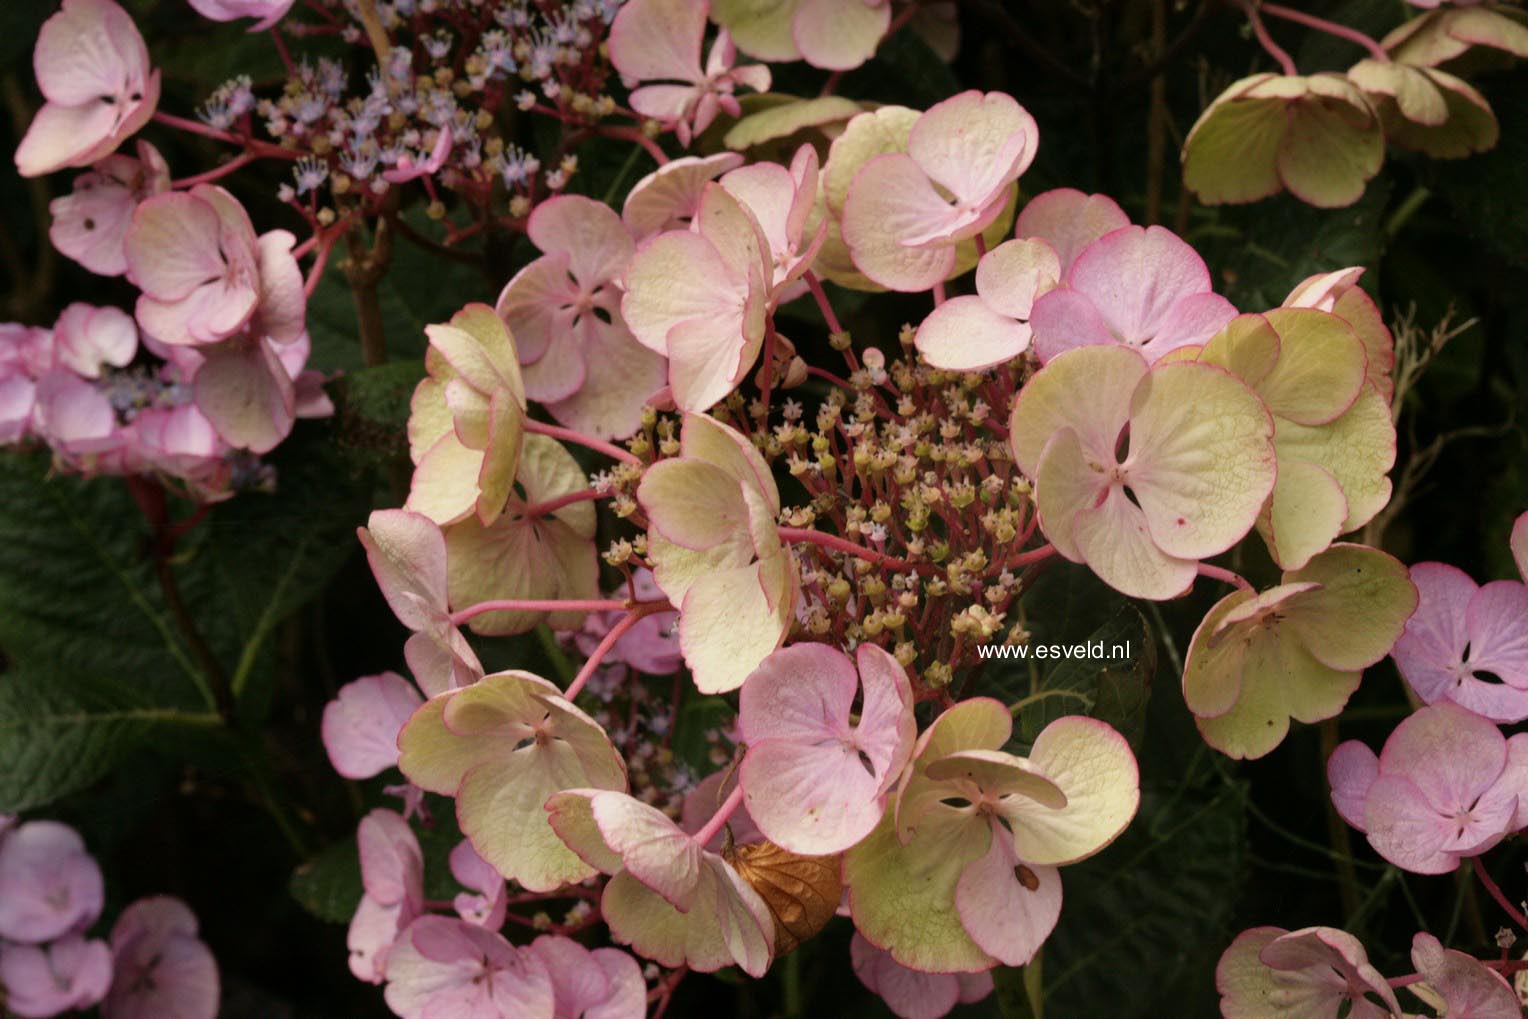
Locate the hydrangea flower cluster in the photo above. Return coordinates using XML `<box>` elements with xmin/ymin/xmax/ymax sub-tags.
<box><xmin>0</xmin><ymin>817</ymin><xmax>218</xmax><ymax>1019</ymax></box>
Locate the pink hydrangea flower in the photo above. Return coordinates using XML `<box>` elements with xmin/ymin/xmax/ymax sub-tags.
<box><xmin>636</xmin><ymin>414</ymin><xmax>797</xmax><ymax>693</ymax></box>
<box><xmin>0</xmin><ymin>821</ymin><xmax>105</xmax><ymax>944</ymax></box>
<box><xmin>913</xmin><ymin>237</ymin><xmax>1059</xmax><ymax>370</ymax></box>
<box><xmin>713</xmin><ymin>0</ymin><xmax>893</xmax><ymax>71</ymax></box>
<box><xmin>52</xmin><ymin>304</ymin><xmax>137</xmax><ymax>378</ymax></box>
<box><xmin>14</xmin><ymin>0</ymin><xmax>161</xmax><ymax>178</ymax></box>
<box><xmin>49</xmin><ymin>141</ymin><xmax>170</xmax><ymax>276</ymax></box>
<box><xmin>1390</xmin><ymin>520</ymin><xmax>1528</xmax><ymax>722</ymax></box>
<box><xmin>1027</xmin><ymin>224</ymin><xmax>1238</xmax><ymax>364</ymax></box>
<box><xmin>526</xmin><ymin>935</ymin><xmax>645</xmax><ymax>1019</ymax></box>
<box><xmin>622</xmin><ymin>153</ymin><xmax>744</xmax><ymax>240</ymax></box>
<box><xmin>0</xmin><ymin>936</ymin><xmax>113</xmax><ymax>1018</ymax></box>
<box><xmin>33</xmin><ymin>371</ymin><xmax>121</xmax><ymax>457</ymax></box>
<box><xmin>187</xmin><ymin>0</ymin><xmax>297</xmax><ymax>29</ymax></box>
<box><xmin>841</xmin><ymin>91</ymin><xmax>1038</xmax><ymax>292</ymax></box>
<box><xmin>1410</xmin><ymin>931</ymin><xmax>1520</xmax><ymax>1019</ymax></box>
<box><xmin>609</xmin><ymin>0</ymin><xmax>770</xmax><ymax>147</ymax></box>
<box><xmin>1328</xmin><ymin>702</ymin><xmax>1528</xmax><ymax>874</ymax></box>
<box><xmin>1284</xmin><ymin>267</ymin><xmax>1396</xmax><ymax>402</ymax></box>
<box><xmin>348</xmin><ymin>809</ymin><xmax>425</xmax><ymax>984</ymax></box>
<box><xmin>448</xmin><ymin>841</ymin><xmax>508</xmax><ymax>930</ymax></box>
<box><xmin>102</xmin><ymin>897</ymin><xmax>219</xmax><ymax>1019</ymax></box>
<box><xmin>681</xmin><ymin>768</ymin><xmax>761</xmax><ymax>851</ymax></box>
<box><xmin>321</xmin><ymin>672</ymin><xmax>426</xmax><ymax>780</ymax></box>
<box><xmin>1215</xmin><ymin>926</ymin><xmax>1400</xmax><ymax>1019</ymax></box>
<box><xmin>0</xmin><ymin>324</ymin><xmax>53</xmax><ymax>443</ymax></box>
<box><xmin>382</xmin><ymin>125</ymin><xmax>453</xmax><ymax>184</ymax></box>
<box><xmin>358</xmin><ymin>510</ymin><xmax>484</xmax><ymax>696</ymax></box>
<box><xmin>496</xmin><ymin>195</ymin><xmax>665</xmax><ymax>440</ymax></box>
<box><xmin>125</xmin><ymin>185</ymin><xmax>304</xmax><ymax>349</ymax></box>
<box><xmin>547</xmin><ymin>788</ymin><xmax>775</xmax><ymax>976</ymax></box>
<box><xmin>850</xmin><ymin>933</ymin><xmax>994</xmax><ymax>1019</ymax></box>
<box><xmin>737</xmin><ymin>643</ymin><xmax>916</xmax><ymax>854</ymax></box>
<box><xmin>571</xmin><ymin>569</ymin><xmax>682</xmax><ymax>676</ymax></box>
<box><xmin>383</xmin><ymin>916</ymin><xmax>555</xmax><ymax>1019</ymax></box>
<box><xmin>1008</xmin><ymin>344</ymin><xmax>1276</xmax><ymax>600</ymax></box>
<box><xmin>844</xmin><ymin>702</ymin><xmax>1139</xmax><ymax>973</ymax></box>
<box><xmin>1013</xmin><ymin>188</ymin><xmax>1131</xmax><ymax>279</ymax></box>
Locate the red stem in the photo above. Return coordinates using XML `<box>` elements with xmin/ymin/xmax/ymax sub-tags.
<box><xmin>758</xmin><ymin>320</ymin><xmax>778</xmax><ymax>419</ymax></box>
<box><xmin>1261</xmin><ymin>3</ymin><xmax>1389</xmax><ymax>62</ymax></box>
<box><xmin>1472</xmin><ymin>856</ymin><xmax>1528</xmax><ymax>931</ymax></box>
<box><xmin>1241</xmin><ymin>0</ymin><xmax>1298</xmax><ymax>75</ymax></box>
<box><xmin>564</xmin><ymin>604</ymin><xmax>668</xmax><ymax>700</ymax></box>
<box><xmin>524</xmin><ymin>419</ymin><xmax>642</xmax><ymax>466</ymax></box>
<box><xmin>596</xmin><ymin>124</ymin><xmax>669</xmax><ymax>165</ymax></box>
<box><xmin>152</xmin><ymin>111</ymin><xmax>304</xmax><ymax>160</ymax></box>
<box><xmin>524</xmin><ymin>487</ymin><xmax>605</xmax><ymax>518</ymax></box>
<box><xmin>1004</xmin><ymin>543</ymin><xmax>1056</xmax><ymax>570</ymax></box>
<box><xmin>450</xmin><ymin>598</ymin><xmax>635</xmax><ymax>626</ymax></box>
<box><xmin>171</xmin><ymin>151</ymin><xmax>261</xmax><ymax>189</ymax></box>
<box><xmin>693</xmin><ymin>783</ymin><xmax>745</xmax><ymax>848</ymax></box>
<box><xmin>778</xmin><ymin>526</ymin><xmax>928</xmax><ymax>573</ymax></box>
<box><xmin>270</xmin><ymin>26</ymin><xmax>296</xmax><ymax>75</ymax></box>
<box><xmin>1197</xmin><ymin>562</ymin><xmax>1252</xmax><ymax>592</ymax></box>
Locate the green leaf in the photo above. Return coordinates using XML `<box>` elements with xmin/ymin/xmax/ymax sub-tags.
<box><xmin>993</xmin><ymin>956</ymin><xmax>1044</xmax><ymax>1019</ymax></box>
<box><xmin>0</xmin><ymin>669</ymin><xmax>220</xmax><ymax>813</ymax></box>
<box><xmin>1040</xmin><ymin>781</ymin><xmax>1247</xmax><ymax>1019</ymax></box>
<box><xmin>289</xmin><ymin>836</ymin><xmax>365</xmax><ymax>924</ymax></box>
<box><xmin>1431</xmin><ymin>68</ymin><xmax>1528</xmax><ymax>270</ymax></box>
<box><xmin>329</xmin><ymin>360</ymin><xmax>425</xmax><ymax>471</ymax></box>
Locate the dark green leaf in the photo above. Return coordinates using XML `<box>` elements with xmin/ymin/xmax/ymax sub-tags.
<box><xmin>993</xmin><ymin>957</ymin><xmax>1044</xmax><ymax>1019</ymax></box>
<box><xmin>289</xmin><ymin>835</ymin><xmax>364</xmax><ymax>924</ymax></box>
<box><xmin>0</xmin><ymin>669</ymin><xmax>220</xmax><ymax>812</ymax></box>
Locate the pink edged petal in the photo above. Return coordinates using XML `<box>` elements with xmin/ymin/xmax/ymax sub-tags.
<box><xmin>1254</xmin><ymin>309</ymin><xmax>1368</xmax><ymax>426</ymax></box>
<box><xmin>681</xmin><ymin>769</ymin><xmax>761</xmax><ymax>852</ymax></box>
<box><xmin>358</xmin><ymin>509</ymin><xmax>450</xmax><ymax>628</ymax></box>
<box><xmin>124</xmin><ymin>192</ymin><xmax>225</xmax><ymax>299</ymax></box>
<box><xmin>0</xmin><ymin>377</ymin><xmax>36</xmax><ymax>443</ymax></box>
<box><xmin>850</xmin><ymin>933</ymin><xmax>963</xmax><ymax>1019</ymax></box>
<box><xmin>1362</xmin><ymin>775</ymin><xmax>1458</xmax><ymax>873</ymax></box>
<box><xmin>1065</xmin><ymin>225</ymin><xmax>1217</xmax><ymax>350</ymax></box>
<box><xmin>907</xmin><ymin>91</ymin><xmax>1038</xmax><ymax>207</ymax></box>
<box><xmin>1465</xmin><ymin>581</ymin><xmax>1528</xmax><ymax>687</ymax></box>
<box><xmin>14</xmin><ymin>100</ymin><xmax>122</xmax><ymax>177</ymax></box>
<box><xmin>1027</xmin><ymin>287</ymin><xmax>1119</xmax><ymax>363</ymax></box>
<box><xmin>1392</xmin><ymin>563</ymin><xmax>1478</xmax><ymax>706</ymax></box>
<box><xmin>357</xmin><ymin>809</ymin><xmax>423</xmax><ymax>908</ymax></box>
<box><xmin>622</xmin><ymin>231</ymin><xmax>744</xmax><ymax>355</ymax></box>
<box><xmin>1257</xmin><ymin>459</ymin><xmax>1349</xmax><ymax>572</ymax></box>
<box><xmin>495</xmin><ymin>252</ymin><xmax>578</xmax><ymax>366</ymax></box>
<box><xmin>1125</xmin><ymin>361</ymin><xmax>1277</xmax><ymax>560</ymax></box>
<box><xmin>677</xmin><ymin>411</ymin><xmax>779</xmax><ymax>509</ymax></box>
<box><xmin>677</xmin><ymin>560</ymin><xmax>793</xmax><ymax>694</ymax></box>
<box><xmin>520</xmin><ymin>323</ymin><xmax>589</xmax><ymax>405</ymax></box>
<box><xmin>526</xmin><ymin>195</ymin><xmax>634</xmax><ymax>287</ymax></box>
<box><xmin>667</xmin><ymin>310</ymin><xmax>755</xmax><ymax>412</ymax></box>
<box><xmin>35</xmin><ymin>0</ymin><xmax>150</xmax><ymax>104</ymax></box>
<box><xmin>793</xmin><ymin>0</ymin><xmax>890</xmax><ymax>70</ymax></box>
<box><xmin>192</xmin><ymin>336</ymin><xmax>295</xmax><ymax>453</ymax></box>
<box><xmin>600</xmin><ymin>860</ymin><xmax>774</xmax><ymax>977</ymax></box>
<box><xmin>449</xmin><ymin>841</ymin><xmax>508</xmax><ymax>930</ymax></box>
<box><xmin>402</xmin><ymin>627</ymin><xmax>482</xmax><ymax>698</ymax></box>
<box><xmin>639</xmin><ymin>460</ymin><xmax>753</xmax><ymax>553</ymax></box>
<box><xmin>1375</xmin><ymin>702</ymin><xmax>1507</xmax><ymax>815</ymax></box>
<box><xmin>1512</xmin><ymin>512</ymin><xmax>1528</xmax><ymax>584</ymax></box>
<box><xmin>841</xmin><ymin>153</ymin><xmax>961</xmax><ymax>292</ymax></box>
<box><xmin>914</xmin><ymin>294</ymin><xmax>1031</xmax><ymax>371</ymax></box>
<box><xmin>855</xmin><ymin>643</ymin><xmax>918</xmax><ymax>795</ymax></box>
<box><xmin>53</xmin><ymin>304</ymin><xmax>137</xmax><ymax>377</ymax></box>
<box><xmin>1008</xmin><ymin>343</ymin><xmax>1148</xmax><ymax>476</ymax></box>
<box><xmin>105</xmin><ymin>896</ymin><xmax>220</xmax><ymax>1019</ymax></box>
<box><xmin>50</xmin><ymin>178</ymin><xmax>138</xmax><ymax>276</ymax></box>
<box><xmin>953</xmin><ymin>821</ymin><xmax>1060</xmax><ymax>966</ymax></box>
<box><xmin>1326</xmin><ymin>740</ymin><xmax>1379</xmax><ymax>832</ymax></box>
<box><xmin>33</xmin><ymin>371</ymin><xmax>118</xmax><ymax>452</ymax></box>
<box><xmin>974</xmin><ymin>237</ymin><xmax>1060</xmax><ymax>320</ymax></box>
<box><xmin>405</xmin><ymin>432</ymin><xmax>483</xmax><ymax>526</ymax></box>
<box><xmin>1014</xmin><ymin>188</ymin><xmax>1130</xmax><ymax>278</ymax></box>
<box><xmin>0</xmin><ymin>821</ymin><xmax>104</xmax><ymax>944</ymax></box>
<box><xmin>1140</xmin><ymin>291</ymin><xmax>1239</xmax><ymax>362</ymax></box>
<box><xmin>1002</xmin><ymin>715</ymin><xmax>1140</xmax><ymax>866</ymax></box>
<box><xmin>623</xmin><ymin>153</ymin><xmax>745</xmax><ymax>239</ymax></box>
<box><xmin>721</xmin><ymin>162</ymin><xmax>801</xmax><ymax>265</ymax></box>
<box><xmin>541</xmin><ymin>318</ymin><xmax>666</xmax><ymax>441</ymax></box>
<box><xmin>739</xmin><ymin>735</ymin><xmax>886</xmax><ymax>856</ymax></box>
<box><xmin>383</xmin><ymin>917</ymin><xmax>555</xmax><ymax>1019</ymax></box>
<box><xmin>0</xmin><ymin>937</ymin><xmax>113</xmax><ymax>1016</ymax></box>
<box><xmin>588</xmin><ymin>791</ymin><xmax>703</xmax><ymax>909</ymax></box>
<box><xmin>253</xmin><ymin>230</ymin><xmax>306</xmax><ymax>344</ymax></box>
<box><xmin>321</xmin><ymin>672</ymin><xmax>424</xmax><ymax>780</ymax></box>
<box><xmin>609</xmin><ymin>0</ymin><xmax>706</xmax><ymax>84</ymax></box>
<box><xmin>738</xmin><ymin>643</ymin><xmax>858</xmax><ymax>745</ymax></box>
<box><xmin>1411</xmin><ymin>932</ymin><xmax>1522</xmax><ymax>1019</ymax></box>
<box><xmin>1070</xmin><ymin>484</ymin><xmax>1198</xmax><ymax>600</ymax></box>
<box><xmin>1181</xmin><ymin>590</ymin><xmax>1257</xmax><ymax>719</ymax></box>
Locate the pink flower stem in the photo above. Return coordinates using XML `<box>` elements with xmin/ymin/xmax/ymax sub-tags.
<box><xmin>597</xmin><ymin>124</ymin><xmax>669</xmax><ymax>165</ymax></box>
<box><xmin>170</xmin><ymin>151</ymin><xmax>261</xmax><ymax>188</ymax></box>
<box><xmin>974</xmin><ymin>233</ymin><xmax>988</xmax><ymax>257</ymax></box>
<box><xmin>303</xmin><ymin>234</ymin><xmax>336</xmax><ymax>298</ymax></box>
<box><xmin>933</xmin><ymin>280</ymin><xmax>947</xmax><ymax>307</ymax></box>
<box><xmin>806</xmin><ymin>364</ymin><xmax>855</xmax><ymax>391</ymax></box>
<box><xmin>778</xmin><ymin>526</ymin><xmax>929</xmax><ymax>574</ymax></box>
<box><xmin>152</xmin><ymin>111</ymin><xmax>304</xmax><ymax>160</ymax></box>
<box><xmin>1004</xmin><ymin>543</ymin><xmax>1056</xmax><ymax>570</ymax></box>
<box><xmin>524</xmin><ymin>487</ymin><xmax>606</xmax><ymax>518</ymax></box>
<box><xmin>1241</xmin><ymin>0</ymin><xmax>1298</xmax><ymax>75</ymax></box>
<box><xmin>1197</xmin><ymin>562</ymin><xmax>1253</xmax><ymax>592</ymax></box>
<box><xmin>805</xmin><ymin>271</ymin><xmax>845</xmax><ymax>334</ymax></box>
<box><xmin>1387</xmin><ymin>974</ymin><xmax>1424</xmax><ymax>989</ymax></box>
<box><xmin>1472</xmin><ymin>856</ymin><xmax>1528</xmax><ymax>930</ymax></box>
<box><xmin>450</xmin><ymin>598</ymin><xmax>633</xmax><ymax>626</ymax></box>
<box><xmin>693</xmin><ymin>783</ymin><xmax>746</xmax><ymax>847</ymax></box>
<box><xmin>564</xmin><ymin>603</ymin><xmax>668</xmax><ymax>700</ymax></box>
<box><xmin>1261</xmin><ymin>3</ymin><xmax>1389</xmax><ymax>62</ymax></box>
<box><xmin>270</xmin><ymin>26</ymin><xmax>296</xmax><ymax>75</ymax></box>
<box><xmin>523</xmin><ymin>418</ymin><xmax>643</xmax><ymax>465</ymax></box>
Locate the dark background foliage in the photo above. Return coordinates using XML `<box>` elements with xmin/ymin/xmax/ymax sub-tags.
<box><xmin>1</xmin><ymin>0</ymin><xmax>1525</xmax><ymax>1016</ymax></box>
